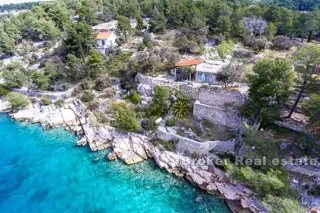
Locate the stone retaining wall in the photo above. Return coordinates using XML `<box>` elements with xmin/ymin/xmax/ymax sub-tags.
<box><xmin>198</xmin><ymin>88</ymin><xmax>246</xmax><ymax>108</ymax></box>
<box><xmin>274</xmin><ymin>120</ymin><xmax>306</xmax><ymax>133</ymax></box>
<box><xmin>193</xmin><ymin>101</ymin><xmax>243</xmax><ymax>129</ymax></box>
<box><xmin>135</xmin><ymin>73</ymin><xmax>181</xmax><ymax>89</ymax></box>
<box><xmin>156</xmin><ymin>126</ymin><xmax>235</xmax><ymax>155</ymax></box>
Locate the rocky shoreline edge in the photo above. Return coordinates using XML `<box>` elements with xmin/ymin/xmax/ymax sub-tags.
<box><xmin>0</xmin><ymin>98</ymin><xmax>268</xmax><ymax>213</ymax></box>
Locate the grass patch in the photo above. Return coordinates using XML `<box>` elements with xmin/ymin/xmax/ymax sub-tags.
<box><xmin>152</xmin><ymin>139</ymin><xmax>176</xmax><ymax>151</ymax></box>
<box><xmin>93</xmin><ymin>110</ymin><xmax>108</xmax><ymax>124</ymax></box>
<box><xmin>166</xmin><ymin>118</ymin><xmax>176</xmax><ymax>127</ymax></box>
<box><xmin>192</xmin><ymin>126</ymin><xmax>202</xmax><ymax>136</ymax></box>
<box><xmin>202</xmin><ymin>119</ymin><xmax>214</xmax><ymax>128</ymax></box>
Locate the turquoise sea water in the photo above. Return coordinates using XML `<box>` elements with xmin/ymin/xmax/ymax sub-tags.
<box><xmin>0</xmin><ymin>113</ymin><xmax>231</xmax><ymax>213</ymax></box>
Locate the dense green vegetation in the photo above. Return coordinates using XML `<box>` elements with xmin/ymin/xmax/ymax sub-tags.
<box><xmin>0</xmin><ymin>2</ymin><xmax>39</xmax><ymax>11</ymax></box>
<box><xmin>148</xmin><ymin>86</ymin><xmax>171</xmax><ymax>117</ymax></box>
<box><xmin>264</xmin><ymin>0</ymin><xmax>320</xmax><ymax>11</ymax></box>
<box><xmin>302</xmin><ymin>93</ymin><xmax>320</xmax><ymax>132</ymax></box>
<box><xmin>246</xmin><ymin>58</ymin><xmax>295</xmax><ymax>125</ymax></box>
<box><xmin>5</xmin><ymin>92</ymin><xmax>30</xmax><ymax>109</ymax></box>
<box><xmin>1</xmin><ymin>0</ymin><xmax>320</xmax><ymax>57</ymax></box>
<box><xmin>112</xmin><ymin>101</ymin><xmax>140</xmax><ymax>131</ymax></box>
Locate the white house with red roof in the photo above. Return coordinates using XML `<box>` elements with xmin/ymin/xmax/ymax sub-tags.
<box><xmin>95</xmin><ymin>31</ymin><xmax>117</xmax><ymax>54</ymax></box>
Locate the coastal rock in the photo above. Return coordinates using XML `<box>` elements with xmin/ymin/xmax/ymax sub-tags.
<box><xmin>0</xmin><ymin>98</ymin><xmax>11</xmax><ymax>112</ymax></box>
<box><xmin>77</xmin><ymin>137</ymin><xmax>87</xmax><ymax>146</ymax></box>
<box><xmin>107</xmin><ymin>152</ymin><xmax>117</xmax><ymax>161</ymax></box>
<box><xmin>9</xmin><ymin>99</ymin><xmax>268</xmax><ymax>213</ymax></box>
<box><xmin>86</xmin><ymin>126</ymin><xmax>114</xmax><ymax>151</ymax></box>
<box><xmin>112</xmin><ymin>132</ymin><xmax>149</xmax><ymax>164</ymax></box>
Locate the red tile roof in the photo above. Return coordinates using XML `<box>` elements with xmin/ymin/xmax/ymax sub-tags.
<box><xmin>175</xmin><ymin>59</ymin><xmax>203</xmax><ymax>67</ymax></box>
<box><xmin>96</xmin><ymin>31</ymin><xmax>113</xmax><ymax>40</ymax></box>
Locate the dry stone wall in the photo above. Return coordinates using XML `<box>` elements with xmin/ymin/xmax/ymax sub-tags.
<box><xmin>198</xmin><ymin>88</ymin><xmax>246</xmax><ymax>108</ymax></box>
<box><xmin>193</xmin><ymin>101</ymin><xmax>243</xmax><ymax>129</ymax></box>
<box><xmin>193</xmin><ymin>88</ymin><xmax>247</xmax><ymax>130</ymax></box>
<box><xmin>156</xmin><ymin>126</ymin><xmax>235</xmax><ymax>155</ymax></box>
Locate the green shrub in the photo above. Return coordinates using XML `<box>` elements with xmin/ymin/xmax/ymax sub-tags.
<box><xmin>203</xmin><ymin>119</ymin><xmax>213</xmax><ymax>128</ymax></box>
<box><xmin>41</xmin><ymin>96</ymin><xmax>52</xmax><ymax>105</ymax></box>
<box><xmin>192</xmin><ymin>126</ymin><xmax>202</xmax><ymax>136</ymax></box>
<box><xmin>95</xmin><ymin>74</ymin><xmax>111</xmax><ymax>91</ymax></box>
<box><xmin>175</xmin><ymin>89</ymin><xmax>191</xmax><ymax>102</ymax></box>
<box><xmin>112</xmin><ymin>101</ymin><xmax>140</xmax><ymax>131</ymax></box>
<box><xmin>166</xmin><ymin>118</ymin><xmax>176</xmax><ymax>127</ymax></box>
<box><xmin>81</xmin><ymin>90</ymin><xmax>95</xmax><ymax>102</ymax></box>
<box><xmin>141</xmin><ymin>118</ymin><xmax>155</xmax><ymax>131</ymax></box>
<box><xmin>54</xmin><ymin>99</ymin><xmax>65</xmax><ymax>107</ymax></box>
<box><xmin>262</xmin><ymin>195</ymin><xmax>304</xmax><ymax>213</ymax></box>
<box><xmin>87</xmin><ymin>99</ymin><xmax>100</xmax><ymax>111</ymax></box>
<box><xmin>199</xmin><ymin>43</ymin><xmax>206</xmax><ymax>55</ymax></box>
<box><xmin>93</xmin><ymin>110</ymin><xmax>108</xmax><ymax>124</ymax></box>
<box><xmin>125</xmin><ymin>90</ymin><xmax>142</xmax><ymax>104</ymax></box>
<box><xmin>148</xmin><ymin>86</ymin><xmax>171</xmax><ymax>117</ymax></box>
<box><xmin>6</xmin><ymin>92</ymin><xmax>30</xmax><ymax>109</ymax></box>
<box><xmin>170</xmin><ymin>100</ymin><xmax>191</xmax><ymax>119</ymax></box>
<box><xmin>216</xmin><ymin>40</ymin><xmax>235</xmax><ymax>60</ymax></box>
<box><xmin>200</xmin><ymin>84</ymin><xmax>209</xmax><ymax>89</ymax></box>
<box><xmin>225</xmin><ymin>161</ymin><xmax>291</xmax><ymax>197</ymax></box>
<box><xmin>152</xmin><ymin>139</ymin><xmax>175</xmax><ymax>151</ymax></box>
<box><xmin>302</xmin><ymin>93</ymin><xmax>320</xmax><ymax>132</ymax></box>
<box><xmin>31</xmin><ymin>71</ymin><xmax>51</xmax><ymax>90</ymax></box>
<box><xmin>2</xmin><ymin>69</ymin><xmax>28</xmax><ymax>88</ymax></box>
<box><xmin>0</xmin><ymin>85</ymin><xmax>10</xmax><ymax>96</ymax></box>
<box><xmin>80</xmin><ymin>80</ymin><xmax>91</xmax><ymax>90</ymax></box>
<box><xmin>244</xmin><ymin>124</ymin><xmax>279</xmax><ymax>160</ymax></box>
<box><xmin>105</xmin><ymin>88</ymin><xmax>116</xmax><ymax>98</ymax></box>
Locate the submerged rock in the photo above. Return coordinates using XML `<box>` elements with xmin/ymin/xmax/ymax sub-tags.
<box><xmin>107</xmin><ymin>152</ymin><xmax>117</xmax><ymax>161</ymax></box>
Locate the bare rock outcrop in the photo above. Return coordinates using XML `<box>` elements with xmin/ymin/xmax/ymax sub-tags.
<box><xmin>107</xmin><ymin>152</ymin><xmax>117</xmax><ymax>161</ymax></box>
<box><xmin>0</xmin><ymin>98</ymin><xmax>11</xmax><ymax>111</ymax></box>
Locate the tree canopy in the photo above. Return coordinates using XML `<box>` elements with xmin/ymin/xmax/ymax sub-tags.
<box><xmin>247</xmin><ymin>58</ymin><xmax>295</xmax><ymax>124</ymax></box>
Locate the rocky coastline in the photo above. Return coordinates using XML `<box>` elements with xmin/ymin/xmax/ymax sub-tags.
<box><xmin>0</xmin><ymin>98</ymin><xmax>268</xmax><ymax>213</ymax></box>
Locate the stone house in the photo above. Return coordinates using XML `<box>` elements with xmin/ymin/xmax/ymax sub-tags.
<box><xmin>172</xmin><ymin>59</ymin><xmax>228</xmax><ymax>84</ymax></box>
<box><xmin>95</xmin><ymin>31</ymin><xmax>117</xmax><ymax>55</ymax></box>
<box><xmin>172</xmin><ymin>59</ymin><xmax>203</xmax><ymax>82</ymax></box>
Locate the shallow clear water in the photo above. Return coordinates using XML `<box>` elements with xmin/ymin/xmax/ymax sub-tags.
<box><xmin>0</xmin><ymin>113</ymin><xmax>231</xmax><ymax>213</ymax></box>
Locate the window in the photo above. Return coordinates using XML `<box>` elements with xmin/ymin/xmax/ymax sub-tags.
<box><xmin>102</xmin><ymin>40</ymin><xmax>105</xmax><ymax>46</ymax></box>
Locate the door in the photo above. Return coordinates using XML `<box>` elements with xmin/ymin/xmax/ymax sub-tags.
<box><xmin>205</xmin><ymin>73</ymin><xmax>210</xmax><ymax>83</ymax></box>
<box><xmin>197</xmin><ymin>72</ymin><xmax>203</xmax><ymax>81</ymax></box>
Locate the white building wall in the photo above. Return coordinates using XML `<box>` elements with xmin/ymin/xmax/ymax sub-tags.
<box><xmin>96</xmin><ymin>33</ymin><xmax>117</xmax><ymax>48</ymax></box>
<box><xmin>96</xmin><ymin>33</ymin><xmax>117</xmax><ymax>55</ymax></box>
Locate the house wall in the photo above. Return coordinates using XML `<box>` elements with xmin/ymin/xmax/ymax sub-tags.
<box><xmin>96</xmin><ymin>33</ymin><xmax>117</xmax><ymax>49</ymax></box>
<box><xmin>195</xmin><ymin>72</ymin><xmax>218</xmax><ymax>84</ymax></box>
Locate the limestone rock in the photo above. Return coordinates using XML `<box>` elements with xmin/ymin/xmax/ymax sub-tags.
<box><xmin>118</xmin><ymin>151</ymin><xmax>145</xmax><ymax>164</ymax></box>
<box><xmin>77</xmin><ymin>137</ymin><xmax>87</xmax><ymax>146</ymax></box>
<box><xmin>107</xmin><ymin>152</ymin><xmax>117</xmax><ymax>161</ymax></box>
<box><xmin>137</xmin><ymin>84</ymin><xmax>153</xmax><ymax>97</ymax></box>
<box><xmin>0</xmin><ymin>98</ymin><xmax>11</xmax><ymax>112</ymax></box>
